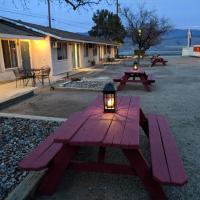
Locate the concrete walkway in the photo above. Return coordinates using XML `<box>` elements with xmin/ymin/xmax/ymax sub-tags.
<box><xmin>0</xmin><ymin>66</ymin><xmax>97</xmax><ymax>107</ymax></box>
<box><xmin>0</xmin><ymin>81</ymin><xmax>35</xmax><ymax>104</ymax></box>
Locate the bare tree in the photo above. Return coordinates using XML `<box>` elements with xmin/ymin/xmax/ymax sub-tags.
<box><xmin>18</xmin><ymin>0</ymin><xmax>113</xmax><ymax>10</ymax></box>
<box><xmin>58</xmin><ymin>0</ymin><xmax>108</xmax><ymax>10</ymax></box>
<box><xmin>123</xmin><ymin>5</ymin><xmax>172</xmax><ymax>54</ymax></box>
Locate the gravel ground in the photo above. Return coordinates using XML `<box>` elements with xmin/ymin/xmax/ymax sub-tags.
<box><xmin>1</xmin><ymin>56</ymin><xmax>200</xmax><ymax>200</ymax></box>
<box><xmin>59</xmin><ymin>79</ymin><xmax>111</xmax><ymax>91</ymax></box>
<box><xmin>0</xmin><ymin>117</ymin><xmax>61</xmax><ymax>200</ymax></box>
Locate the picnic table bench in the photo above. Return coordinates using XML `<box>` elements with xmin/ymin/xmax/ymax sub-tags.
<box><xmin>19</xmin><ymin>96</ymin><xmax>187</xmax><ymax>200</ymax></box>
<box><xmin>113</xmin><ymin>68</ymin><xmax>155</xmax><ymax>91</ymax></box>
<box><xmin>151</xmin><ymin>57</ymin><xmax>168</xmax><ymax>67</ymax></box>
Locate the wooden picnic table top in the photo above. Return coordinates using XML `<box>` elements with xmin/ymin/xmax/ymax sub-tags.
<box><xmin>54</xmin><ymin>95</ymin><xmax>140</xmax><ymax>149</ymax></box>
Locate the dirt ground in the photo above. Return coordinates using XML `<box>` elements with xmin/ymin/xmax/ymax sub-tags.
<box><xmin>2</xmin><ymin>56</ymin><xmax>200</xmax><ymax>199</ymax></box>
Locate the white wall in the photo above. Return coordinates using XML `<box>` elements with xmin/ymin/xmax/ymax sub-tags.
<box><xmin>78</xmin><ymin>44</ymin><xmax>117</xmax><ymax>68</ymax></box>
<box><xmin>182</xmin><ymin>47</ymin><xmax>193</xmax><ymax>56</ymax></box>
<box><xmin>31</xmin><ymin>36</ymin><xmax>53</xmax><ymax>74</ymax></box>
<box><xmin>80</xmin><ymin>44</ymin><xmax>101</xmax><ymax>67</ymax></box>
<box><xmin>51</xmin><ymin>42</ymin><xmax>73</xmax><ymax>75</ymax></box>
<box><xmin>182</xmin><ymin>46</ymin><xmax>200</xmax><ymax>57</ymax></box>
<box><xmin>0</xmin><ymin>35</ymin><xmax>119</xmax><ymax>82</ymax></box>
<box><xmin>0</xmin><ymin>36</ymin><xmax>53</xmax><ymax>82</ymax></box>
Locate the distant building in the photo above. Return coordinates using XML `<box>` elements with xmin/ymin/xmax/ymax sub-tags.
<box><xmin>182</xmin><ymin>45</ymin><xmax>200</xmax><ymax>57</ymax></box>
<box><xmin>182</xmin><ymin>29</ymin><xmax>200</xmax><ymax>57</ymax></box>
<box><xmin>0</xmin><ymin>17</ymin><xmax>120</xmax><ymax>82</ymax></box>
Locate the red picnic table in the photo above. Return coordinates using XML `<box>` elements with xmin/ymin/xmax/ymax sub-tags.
<box><xmin>19</xmin><ymin>95</ymin><xmax>187</xmax><ymax>200</ymax></box>
<box><xmin>113</xmin><ymin>68</ymin><xmax>155</xmax><ymax>91</ymax></box>
<box><xmin>151</xmin><ymin>57</ymin><xmax>168</xmax><ymax>67</ymax></box>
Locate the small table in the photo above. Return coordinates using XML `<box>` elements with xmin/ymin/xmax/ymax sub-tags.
<box><xmin>113</xmin><ymin>68</ymin><xmax>155</xmax><ymax>91</ymax></box>
<box><xmin>31</xmin><ymin>68</ymin><xmax>51</xmax><ymax>87</ymax></box>
<box><xmin>37</xmin><ymin>95</ymin><xmax>167</xmax><ymax>199</ymax></box>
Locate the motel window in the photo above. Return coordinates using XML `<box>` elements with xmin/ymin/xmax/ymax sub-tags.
<box><xmin>104</xmin><ymin>46</ymin><xmax>107</xmax><ymax>55</ymax></box>
<box><xmin>57</xmin><ymin>42</ymin><xmax>68</xmax><ymax>60</ymax></box>
<box><xmin>93</xmin><ymin>45</ymin><xmax>97</xmax><ymax>56</ymax></box>
<box><xmin>84</xmin><ymin>44</ymin><xmax>89</xmax><ymax>57</ymax></box>
<box><xmin>107</xmin><ymin>46</ymin><xmax>111</xmax><ymax>54</ymax></box>
<box><xmin>1</xmin><ymin>40</ymin><xmax>18</xmax><ymax>69</ymax></box>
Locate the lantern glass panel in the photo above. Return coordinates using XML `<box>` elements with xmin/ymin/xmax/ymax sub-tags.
<box><xmin>104</xmin><ymin>93</ymin><xmax>115</xmax><ymax>111</ymax></box>
<box><xmin>103</xmin><ymin>82</ymin><xmax>116</xmax><ymax>113</ymax></box>
<box><xmin>133</xmin><ymin>62</ymin><xmax>139</xmax><ymax>70</ymax></box>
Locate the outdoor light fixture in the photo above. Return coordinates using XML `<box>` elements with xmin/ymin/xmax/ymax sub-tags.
<box><xmin>103</xmin><ymin>82</ymin><xmax>116</xmax><ymax>113</ymax></box>
<box><xmin>133</xmin><ymin>61</ymin><xmax>139</xmax><ymax>70</ymax></box>
<box><xmin>138</xmin><ymin>29</ymin><xmax>142</xmax><ymax>37</ymax></box>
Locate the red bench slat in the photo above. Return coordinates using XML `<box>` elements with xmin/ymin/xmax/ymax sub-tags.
<box><xmin>19</xmin><ymin>132</ymin><xmax>61</xmax><ymax>170</ymax></box>
<box><xmin>113</xmin><ymin>74</ymin><xmax>127</xmax><ymax>81</ymax></box>
<box><xmin>19</xmin><ymin>113</ymin><xmax>83</xmax><ymax>170</ymax></box>
<box><xmin>148</xmin><ymin>114</ymin><xmax>187</xmax><ymax>185</ymax></box>
<box><xmin>23</xmin><ymin>143</ymin><xmax>63</xmax><ymax>170</ymax></box>
<box><xmin>148</xmin><ymin>114</ymin><xmax>171</xmax><ymax>183</ymax></box>
<box><xmin>113</xmin><ymin>77</ymin><xmax>122</xmax><ymax>82</ymax></box>
<box><xmin>157</xmin><ymin>115</ymin><xmax>187</xmax><ymax>185</ymax></box>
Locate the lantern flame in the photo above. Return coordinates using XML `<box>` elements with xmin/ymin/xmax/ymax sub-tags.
<box><xmin>107</xmin><ymin>98</ymin><xmax>113</xmax><ymax>107</ymax></box>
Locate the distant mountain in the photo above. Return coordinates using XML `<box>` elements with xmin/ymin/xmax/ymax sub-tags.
<box><xmin>78</xmin><ymin>29</ymin><xmax>200</xmax><ymax>56</ymax></box>
<box><xmin>78</xmin><ymin>32</ymin><xmax>89</xmax><ymax>36</ymax></box>
<box><xmin>120</xmin><ymin>29</ymin><xmax>200</xmax><ymax>56</ymax></box>
<box><xmin>165</xmin><ymin>29</ymin><xmax>200</xmax><ymax>39</ymax></box>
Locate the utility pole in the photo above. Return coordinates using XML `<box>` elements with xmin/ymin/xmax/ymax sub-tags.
<box><xmin>47</xmin><ymin>0</ymin><xmax>52</xmax><ymax>28</ymax></box>
<box><xmin>116</xmin><ymin>0</ymin><xmax>120</xmax><ymax>58</ymax></box>
<box><xmin>188</xmin><ymin>29</ymin><xmax>192</xmax><ymax>48</ymax></box>
<box><xmin>116</xmin><ymin>0</ymin><xmax>119</xmax><ymax>16</ymax></box>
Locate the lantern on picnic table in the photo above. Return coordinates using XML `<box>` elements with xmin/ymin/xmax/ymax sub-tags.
<box><xmin>133</xmin><ymin>61</ymin><xmax>139</xmax><ymax>70</ymax></box>
<box><xmin>103</xmin><ymin>82</ymin><xmax>116</xmax><ymax>113</ymax></box>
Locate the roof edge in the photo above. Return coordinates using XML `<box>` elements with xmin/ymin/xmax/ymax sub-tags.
<box><xmin>0</xmin><ymin>16</ymin><xmax>121</xmax><ymax>46</ymax></box>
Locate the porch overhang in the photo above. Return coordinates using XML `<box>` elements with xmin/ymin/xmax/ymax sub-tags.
<box><xmin>0</xmin><ymin>33</ymin><xmax>44</xmax><ymax>40</ymax></box>
<box><xmin>52</xmin><ymin>37</ymin><xmax>120</xmax><ymax>47</ymax></box>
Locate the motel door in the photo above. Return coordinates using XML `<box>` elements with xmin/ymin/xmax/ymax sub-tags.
<box><xmin>20</xmin><ymin>41</ymin><xmax>31</xmax><ymax>71</ymax></box>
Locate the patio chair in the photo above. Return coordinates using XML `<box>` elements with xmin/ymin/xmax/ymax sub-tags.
<box><xmin>25</xmin><ymin>69</ymin><xmax>36</xmax><ymax>86</ymax></box>
<box><xmin>35</xmin><ymin>67</ymin><xmax>51</xmax><ymax>87</ymax></box>
<box><xmin>13</xmin><ymin>68</ymin><xmax>26</xmax><ymax>88</ymax></box>
<box><xmin>13</xmin><ymin>68</ymin><xmax>36</xmax><ymax>88</ymax></box>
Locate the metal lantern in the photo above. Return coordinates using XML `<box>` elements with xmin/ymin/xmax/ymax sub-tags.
<box><xmin>103</xmin><ymin>82</ymin><xmax>116</xmax><ymax>113</ymax></box>
<box><xmin>133</xmin><ymin>61</ymin><xmax>139</xmax><ymax>70</ymax></box>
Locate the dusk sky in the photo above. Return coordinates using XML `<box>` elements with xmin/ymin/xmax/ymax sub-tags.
<box><xmin>0</xmin><ymin>0</ymin><xmax>200</xmax><ymax>32</ymax></box>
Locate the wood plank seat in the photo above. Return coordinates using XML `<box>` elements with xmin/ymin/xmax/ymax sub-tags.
<box><xmin>19</xmin><ymin>112</ymin><xmax>83</xmax><ymax>171</ymax></box>
<box><xmin>19</xmin><ymin>133</ymin><xmax>63</xmax><ymax>171</ymax></box>
<box><xmin>148</xmin><ymin>114</ymin><xmax>187</xmax><ymax>186</ymax></box>
<box><xmin>113</xmin><ymin>75</ymin><xmax>125</xmax><ymax>82</ymax></box>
